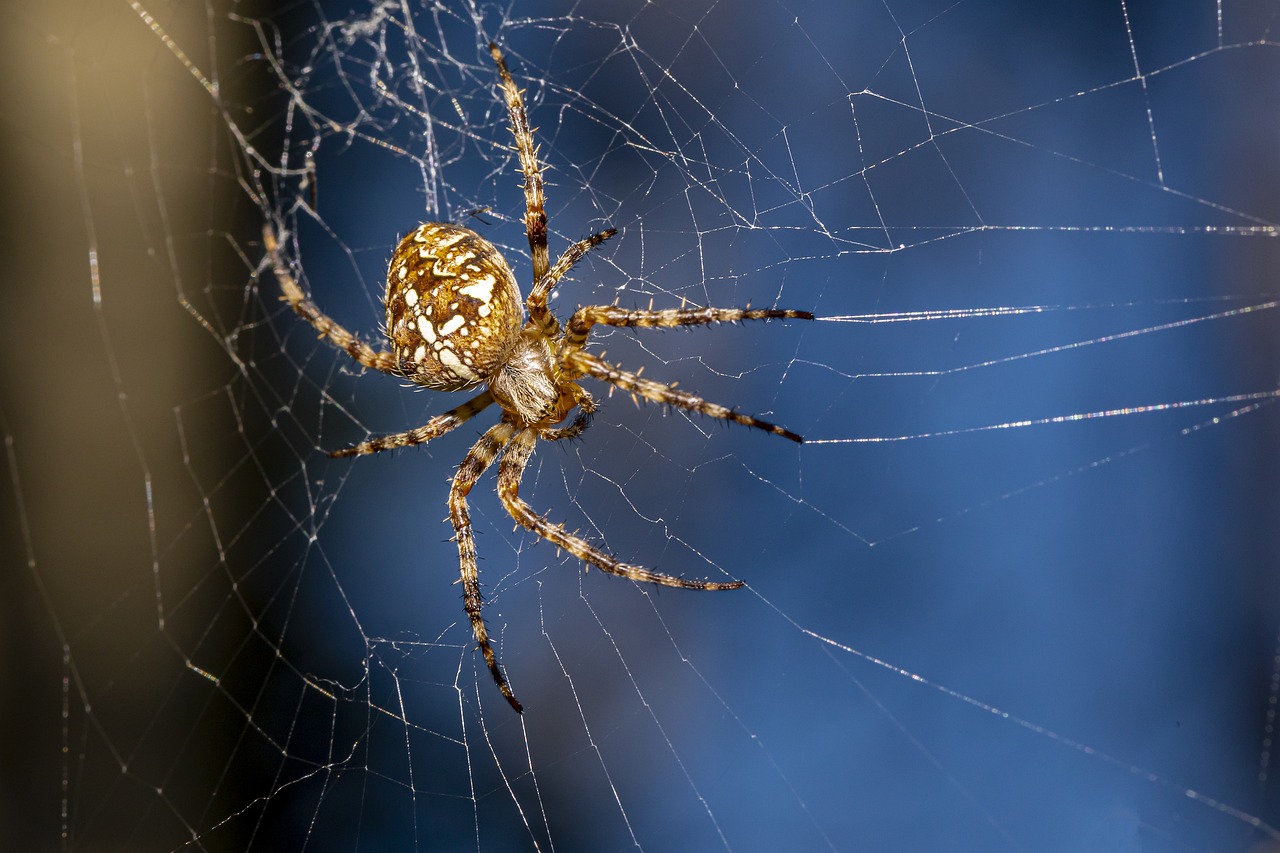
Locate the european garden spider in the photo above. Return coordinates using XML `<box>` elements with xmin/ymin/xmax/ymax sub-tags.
<box><xmin>265</xmin><ymin>44</ymin><xmax>812</xmax><ymax>712</ymax></box>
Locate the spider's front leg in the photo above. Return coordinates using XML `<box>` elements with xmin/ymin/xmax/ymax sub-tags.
<box><xmin>489</xmin><ymin>43</ymin><xmax>548</xmax><ymax>282</ymax></box>
<box><xmin>450</xmin><ymin>421</ymin><xmax>524</xmax><ymax>713</ymax></box>
<box><xmin>525</xmin><ymin>229</ymin><xmax>616</xmax><ymax>339</ymax></box>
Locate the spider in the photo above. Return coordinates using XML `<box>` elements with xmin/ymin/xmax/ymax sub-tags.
<box><xmin>264</xmin><ymin>43</ymin><xmax>812</xmax><ymax>713</ymax></box>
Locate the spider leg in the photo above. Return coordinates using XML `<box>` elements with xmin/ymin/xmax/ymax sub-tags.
<box><xmin>489</xmin><ymin>43</ymin><xmax>548</xmax><ymax>284</ymax></box>
<box><xmin>565</xmin><ymin>304</ymin><xmax>813</xmax><ymax>350</ymax></box>
<box><xmin>450</xmin><ymin>421</ymin><xmax>524</xmax><ymax>713</ymax></box>
<box><xmin>264</xmin><ymin>225</ymin><xmax>400</xmax><ymax>376</ymax></box>
<box><xmin>565</xmin><ymin>349</ymin><xmax>804</xmax><ymax>443</ymax></box>
<box><xmin>330</xmin><ymin>391</ymin><xmax>495</xmax><ymax>458</ymax></box>
<box><xmin>526</xmin><ymin>229</ymin><xmax>617</xmax><ymax>339</ymax></box>
<box><xmin>497</xmin><ymin>427</ymin><xmax>745</xmax><ymax>590</ymax></box>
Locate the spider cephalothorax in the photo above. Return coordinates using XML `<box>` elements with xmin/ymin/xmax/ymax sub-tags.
<box><xmin>265</xmin><ymin>43</ymin><xmax>812</xmax><ymax>712</ymax></box>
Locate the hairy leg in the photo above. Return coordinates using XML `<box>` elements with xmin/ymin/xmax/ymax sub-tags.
<box><xmin>330</xmin><ymin>391</ymin><xmax>495</xmax><ymax>458</ymax></box>
<box><xmin>489</xmin><ymin>43</ymin><xmax>548</xmax><ymax>284</ymax></box>
<box><xmin>264</xmin><ymin>225</ymin><xmax>401</xmax><ymax>376</ymax></box>
<box><xmin>497</xmin><ymin>428</ymin><xmax>745</xmax><ymax>589</ymax></box>
<box><xmin>565</xmin><ymin>349</ymin><xmax>804</xmax><ymax>443</ymax></box>
<box><xmin>449</xmin><ymin>421</ymin><xmax>523</xmax><ymax>713</ymax></box>
<box><xmin>565</xmin><ymin>304</ymin><xmax>812</xmax><ymax>350</ymax></box>
<box><xmin>526</xmin><ymin>229</ymin><xmax>616</xmax><ymax>339</ymax></box>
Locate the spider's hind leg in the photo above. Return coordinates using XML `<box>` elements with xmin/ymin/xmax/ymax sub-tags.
<box><xmin>263</xmin><ymin>225</ymin><xmax>400</xmax><ymax>377</ymax></box>
<box><xmin>329</xmin><ymin>391</ymin><xmax>495</xmax><ymax>458</ymax></box>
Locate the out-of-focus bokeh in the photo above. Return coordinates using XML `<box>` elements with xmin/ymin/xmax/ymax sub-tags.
<box><xmin>3</xmin><ymin>1</ymin><xmax>1278</xmax><ymax>850</ymax></box>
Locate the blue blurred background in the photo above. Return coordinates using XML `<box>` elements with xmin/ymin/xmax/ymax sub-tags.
<box><xmin>2</xmin><ymin>0</ymin><xmax>1277</xmax><ymax>850</ymax></box>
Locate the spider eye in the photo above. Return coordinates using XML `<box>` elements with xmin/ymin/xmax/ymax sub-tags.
<box><xmin>385</xmin><ymin>222</ymin><xmax>523</xmax><ymax>390</ymax></box>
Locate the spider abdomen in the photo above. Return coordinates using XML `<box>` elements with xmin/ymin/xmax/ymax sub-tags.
<box><xmin>385</xmin><ymin>222</ymin><xmax>523</xmax><ymax>390</ymax></box>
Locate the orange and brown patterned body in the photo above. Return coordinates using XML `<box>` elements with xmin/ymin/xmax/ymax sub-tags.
<box><xmin>385</xmin><ymin>223</ymin><xmax>524</xmax><ymax>390</ymax></box>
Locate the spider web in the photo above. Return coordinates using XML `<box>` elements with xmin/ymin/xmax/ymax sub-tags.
<box><xmin>4</xmin><ymin>0</ymin><xmax>1280</xmax><ymax>849</ymax></box>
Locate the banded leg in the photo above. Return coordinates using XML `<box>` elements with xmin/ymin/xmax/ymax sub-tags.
<box><xmin>489</xmin><ymin>43</ymin><xmax>548</xmax><ymax>283</ymax></box>
<box><xmin>264</xmin><ymin>225</ymin><xmax>399</xmax><ymax>375</ymax></box>
<box><xmin>565</xmin><ymin>349</ymin><xmax>803</xmax><ymax>443</ymax></box>
<box><xmin>526</xmin><ymin>229</ymin><xmax>617</xmax><ymax>339</ymax></box>
<box><xmin>330</xmin><ymin>391</ymin><xmax>495</xmax><ymax>458</ymax></box>
<box><xmin>449</xmin><ymin>421</ymin><xmax>523</xmax><ymax>713</ymax></box>
<box><xmin>497</xmin><ymin>428</ymin><xmax>745</xmax><ymax>590</ymax></box>
<box><xmin>565</xmin><ymin>304</ymin><xmax>813</xmax><ymax>350</ymax></box>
